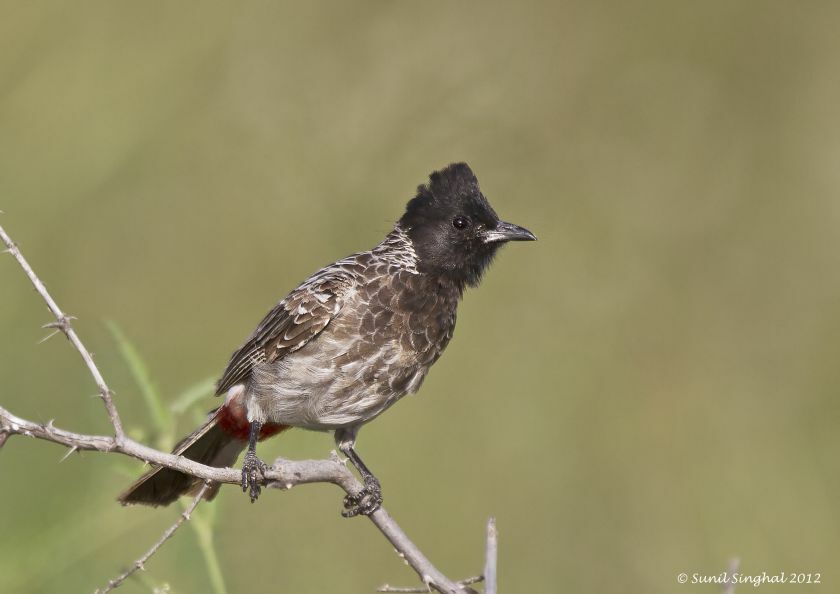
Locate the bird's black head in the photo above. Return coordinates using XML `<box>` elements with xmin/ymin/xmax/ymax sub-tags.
<box><xmin>399</xmin><ymin>163</ymin><xmax>536</xmax><ymax>288</ymax></box>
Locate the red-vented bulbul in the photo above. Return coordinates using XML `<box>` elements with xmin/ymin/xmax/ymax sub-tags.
<box><xmin>119</xmin><ymin>163</ymin><xmax>535</xmax><ymax>516</ymax></box>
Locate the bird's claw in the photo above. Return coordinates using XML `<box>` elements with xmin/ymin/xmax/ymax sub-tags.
<box><xmin>241</xmin><ymin>451</ymin><xmax>267</xmax><ymax>503</ymax></box>
<box><xmin>342</xmin><ymin>474</ymin><xmax>382</xmax><ymax>518</ymax></box>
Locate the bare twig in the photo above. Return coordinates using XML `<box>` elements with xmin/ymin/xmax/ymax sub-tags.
<box><xmin>0</xmin><ymin>222</ymin><xmax>487</xmax><ymax>594</ymax></box>
<box><xmin>722</xmin><ymin>557</ymin><xmax>740</xmax><ymax>594</ymax></box>
<box><xmin>367</xmin><ymin>506</ymin><xmax>480</xmax><ymax>593</ymax></box>
<box><xmin>95</xmin><ymin>482</ymin><xmax>212</xmax><ymax>593</ymax></box>
<box><xmin>377</xmin><ymin>520</ymin><xmax>495</xmax><ymax>593</ymax></box>
<box><xmin>484</xmin><ymin>518</ymin><xmax>497</xmax><ymax>594</ymax></box>
<box><xmin>0</xmin><ymin>223</ymin><xmax>125</xmax><ymax>442</ymax></box>
<box><xmin>378</xmin><ymin>576</ymin><xmax>483</xmax><ymax>593</ymax></box>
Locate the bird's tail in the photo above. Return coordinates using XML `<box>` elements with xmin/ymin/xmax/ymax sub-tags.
<box><xmin>118</xmin><ymin>412</ymin><xmax>245</xmax><ymax>507</ymax></box>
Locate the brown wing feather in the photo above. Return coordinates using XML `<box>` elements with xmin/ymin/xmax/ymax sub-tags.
<box><xmin>215</xmin><ymin>273</ymin><xmax>349</xmax><ymax>395</ymax></box>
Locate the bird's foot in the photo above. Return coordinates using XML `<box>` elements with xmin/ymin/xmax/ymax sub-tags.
<box><xmin>241</xmin><ymin>451</ymin><xmax>267</xmax><ymax>503</ymax></box>
<box><xmin>342</xmin><ymin>474</ymin><xmax>382</xmax><ymax>518</ymax></box>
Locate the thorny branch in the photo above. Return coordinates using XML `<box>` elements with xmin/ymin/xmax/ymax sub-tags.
<box><xmin>0</xmin><ymin>223</ymin><xmax>125</xmax><ymax>442</ymax></box>
<box><xmin>96</xmin><ymin>482</ymin><xmax>213</xmax><ymax>594</ymax></box>
<box><xmin>0</xmin><ymin>221</ymin><xmax>492</xmax><ymax>594</ymax></box>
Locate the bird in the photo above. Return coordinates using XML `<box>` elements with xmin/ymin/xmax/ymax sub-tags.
<box><xmin>118</xmin><ymin>162</ymin><xmax>535</xmax><ymax>516</ymax></box>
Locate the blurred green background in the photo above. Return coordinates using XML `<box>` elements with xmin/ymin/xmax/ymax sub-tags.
<box><xmin>2</xmin><ymin>2</ymin><xmax>839</xmax><ymax>593</ymax></box>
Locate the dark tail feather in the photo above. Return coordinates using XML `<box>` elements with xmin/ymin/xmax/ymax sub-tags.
<box><xmin>118</xmin><ymin>414</ymin><xmax>245</xmax><ymax>507</ymax></box>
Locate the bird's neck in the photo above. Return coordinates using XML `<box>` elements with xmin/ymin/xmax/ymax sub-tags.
<box><xmin>378</xmin><ymin>224</ymin><xmax>472</xmax><ymax>296</ymax></box>
<box><xmin>373</xmin><ymin>225</ymin><xmax>421</xmax><ymax>273</ymax></box>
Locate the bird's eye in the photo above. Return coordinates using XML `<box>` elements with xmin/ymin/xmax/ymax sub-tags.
<box><xmin>452</xmin><ymin>216</ymin><xmax>470</xmax><ymax>230</ymax></box>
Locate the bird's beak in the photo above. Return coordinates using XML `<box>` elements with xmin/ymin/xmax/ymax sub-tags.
<box><xmin>481</xmin><ymin>220</ymin><xmax>537</xmax><ymax>244</ymax></box>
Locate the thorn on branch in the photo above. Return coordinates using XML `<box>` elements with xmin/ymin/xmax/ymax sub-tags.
<box><xmin>43</xmin><ymin>314</ymin><xmax>76</xmax><ymax>332</ymax></box>
<box><xmin>38</xmin><ymin>329</ymin><xmax>61</xmax><ymax>344</ymax></box>
<box><xmin>39</xmin><ymin>315</ymin><xmax>76</xmax><ymax>343</ymax></box>
<box><xmin>59</xmin><ymin>445</ymin><xmax>79</xmax><ymax>463</ymax></box>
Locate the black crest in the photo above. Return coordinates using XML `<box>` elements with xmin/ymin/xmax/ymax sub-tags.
<box><xmin>399</xmin><ymin>163</ymin><xmax>505</xmax><ymax>288</ymax></box>
<box><xmin>401</xmin><ymin>163</ymin><xmax>497</xmax><ymax>229</ymax></box>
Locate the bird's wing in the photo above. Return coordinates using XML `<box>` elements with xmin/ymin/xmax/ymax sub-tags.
<box><xmin>215</xmin><ymin>270</ymin><xmax>352</xmax><ymax>395</ymax></box>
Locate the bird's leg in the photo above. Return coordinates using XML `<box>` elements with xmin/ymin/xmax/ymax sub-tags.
<box><xmin>341</xmin><ymin>445</ymin><xmax>383</xmax><ymax>517</ymax></box>
<box><xmin>241</xmin><ymin>420</ymin><xmax>267</xmax><ymax>503</ymax></box>
<box><xmin>336</xmin><ymin>430</ymin><xmax>382</xmax><ymax>517</ymax></box>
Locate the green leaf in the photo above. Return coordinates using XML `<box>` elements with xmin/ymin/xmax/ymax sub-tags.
<box><xmin>184</xmin><ymin>501</ymin><xmax>227</xmax><ymax>594</ymax></box>
<box><xmin>106</xmin><ymin>320</ymin><xmax>173</xmax><ymax>442</ymax></box>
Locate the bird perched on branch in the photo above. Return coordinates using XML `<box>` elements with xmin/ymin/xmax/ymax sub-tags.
<box><xmin>119</xmin><ymin>162</ymin><xmax>536</xmax><ymax>516</ymax></box>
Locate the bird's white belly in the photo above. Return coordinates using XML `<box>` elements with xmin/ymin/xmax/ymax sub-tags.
<box><xmin>247</xmin><ymin>336</ymin><xmax>426</xmax><ymax>430</ymax></box>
